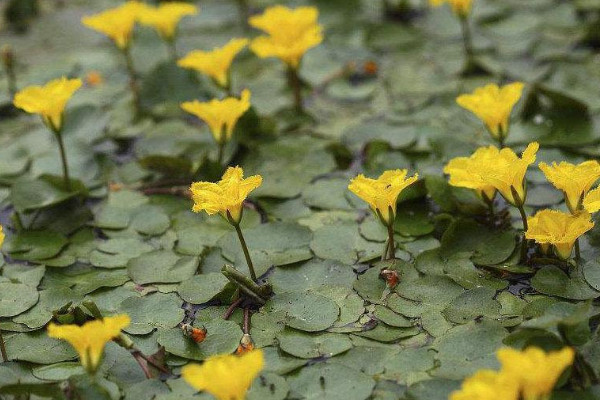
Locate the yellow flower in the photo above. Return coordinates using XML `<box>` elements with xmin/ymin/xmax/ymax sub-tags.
<box><xmin>429</xmin><ymin>0</ymin><xmax>474</xmax><ymax>17</ymax></box>
<box><xmin>182</xmin><ymin>350</ymin><xmax>264</xmax><ymax>400</ymax></box>
<box><xmin>47</xmin><ymin>315</ymin><xmax>130</xmax><ymax>374</ymax></box>
<box><xmin>13</xmin><ymin>77</ymin><xmax>82</xmax><ymax>132</ymax></box>
<box><xmin>478</xmin><ymin>142</ymin><xmax>539</xmax><ymax>206</ymax></box>
<box><xmin>249</xmin><ymin>5</ymin><xmax>323</xmax><ymax>69</ymax></box>
<box><xmin>181</xmin><ymin>89</ymin><xmax>251</xmax><ymax>144</ymax></box>
<box><xmin>497</xmin><ymin>347</ymin><xmax>575</xmax><ymax>400</ymax></box>
<box><xmin>178</xmin><ymin>38</ymin><xmax>249</xmax><ymax>88</ymax></box>
<box><xmin>138</xmin><ymin>2</ymin><xmax>197</xmax><ymax>41</ymax></box>
<box><xmin>539</xmin><ymin>161</ymin><xmax>600</xmax><ymax>213</ymax></box>
<box><xmin>456</xmin><ymin>83</ymin><xmax>525</xmax><ymax>141</ymax></box>
<box><xmin>450</xmin><ymin>370</ymin><xmax>519</xmax><ymax>400</ymax></box>
<box><xmin>190</xmin><ymin>166</ymin><xmax>262</xmax><ymax>224</ymax></box>
<box><xmin>443</xmin><ymin>146</ymin><xmax>497</xmax><ymax>202</ymax></box>
<box><xmin>0</xmin><ymin>225</ymin><xmax>4</xmax><ymax>249</ymax></box>
<box><xmin>348</xmin><ymin>170</ymin><xmax>419</xmax><ymax>226</ymax></box>
<box><xmin>81</xmin><ymin>2</ymin><xmax>144</xmax><ymax>50</ymax></box>
<box><xmin>583</xmin><ymin>186</ymin><xmax>600</xmax><ymax>213</ymax></box>
<box><xmin>525</xmin><ymin>209</ymin><xmax>593</xmax><ymax>260</ymax></box>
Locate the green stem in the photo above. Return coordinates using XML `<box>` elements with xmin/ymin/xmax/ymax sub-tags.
<box><xmin>517</xmin><ymin>204</ymin><xmax>529</xmax><ymax>262</ymax></box>
<box><xmin>13</xmin><ymin>211</ymin><xmax>24</xmax><ymax>232</ymax></box>
<box><xmin>4</xmin><ymin>64</ymin><xmax>16</xmax><ymax>99</ymax></box>
<box><xmin>234</xmin><ymin>223</ymin><xmax>258</xmax><ymax>282</ymax></box>
<box><xmin>386</xmin><ymin>222</ymin><xmax>396</xmax><ymax>260</ymax></box>
<box><xmin>167</xmin><ymin>39</ymin><xmax>178</xmax><ymax>62</ymax></box>
<box><xmin>236</xmin><ymin>0</ymin><xmax>250</xmax><ymax>31</ymax></box>
<box><xmin>0</xmin><ymin>328</ymin><xmax>8</xmax><ymax>362</ymax></box>
<box><xmin>381</xmin><ymin>238</ymin><xmax>389</xmax><ymax>261</ymax></box>
<box><xmin>287</xmin><ymin>66</ymin><xmax>304</xmax><ymax>113</ymax></box>
<box><xmin>54</xmin><ymin>131</ymin><xmax>71</xmax><ymax>191</ymax></box>
<box><xmin>123</xmin><ymin>47</ymin><xmax>141</xmax><ymax>118</ymax></box>
<box><xmin>575</xmin><ymin>239</ymin><xmax>581</xmax><ymax>261</ymax></box>
<box><xmin>217</xmin><ymin>141</ymin><xmax>225</xmax><ymax>166</ymax></box>
<box><xmin>459</xmin><ymin>15</ymin><xmax>474</xmax><ymax>66</ymax></box>
<box><xmin>498</xmin><ymin>134</ymin><xmax>505</xmax><ymax>149</ymax></box>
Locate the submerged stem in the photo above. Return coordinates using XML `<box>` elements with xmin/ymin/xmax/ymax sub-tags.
<box><xmin>0</xmin><ymin>328</ymin><xmax>8</xmax><ymax>362</ymax></box>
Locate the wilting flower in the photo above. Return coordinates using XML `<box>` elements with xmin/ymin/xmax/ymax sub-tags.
<box><xmin>178</xmin><ymin>38</ymin><xmax>248</xmax><ymax>88</ymax></box>
<box><xmin>138</xmin><ymin>2</ymin><xmax>197</xmax><ymax>41</ymax></box>
<box><xmin>539</xmin><ymin>160</ymin><xmax>600</xmax><ymax>213</ymax></box>
<box><xmin>583</xmin><ymin>187</ymin><xmax>600</xmax><ymax>213</ymax></box>
<box><xmin>478</xmin><ymin>142</ymin><xmax>539</xmax><ymax>207</ymax></box>
<box><xmin>450</xmin><ymin>370</ymin><xmax>519</xmax><ymax>400</ymax></box>
<box><xmin>525</xmin><ymin>209</ymin><xmax>594</xmax><ymax>259</ymax></box>
<box><xmin>456</xmin><ymin>82</ymin><xmax>525</xmax><ymax>142</ymax></box>
<box><xmin>498</xmin><ymin>347</ymin><xmax>575</xmax><ymax>400</ymax></box>
<box><xmin>13</xmin><ymin>77</ymin><xmax>82</xmax><ymax>132</ymax></box>
<box><xmin>249</xmin><ymin>5</ymin><xmax>323</xmax><ymax>69</ymax></box>
<box><xmin>348</xmin><ymin>170</ymin><xmax>419</xmax><ymax>226</ymax></box>
<box><xmin>47</xmin><ymin>315</ymin><xmax>130</xmax><ymax>374</ymax></box>
<box><xmin>190</xmin><ymin>166</ymin><xmax>262</xmax><ymax>224</ymax></box>
<box><xmin>181</xmin><ymin>89</ymin><xmax>251</xmax><ymax>144</ymax></box>
<box><xmin>81</xmin><ymin>2</ymin><xmax>144</xmax><ymax>50</ymax></box>
<box><xmin>85</xmin><ymin>71</ymin><xmax>103</xmax><ymax>87</ymax></box>
<box><xmin>182</xmin><ymin>350</ymin><xmax>264</xmax><ymax>400</ymax></box>
<box><xmin>429</xmin><ymin>0</ymin><xmax>474</xmax><ymax>17</ymax></box>
<box><xmin>444</xmin><ymin>146</ymin><xmax>497</xmax><ymax>202</ymax></box>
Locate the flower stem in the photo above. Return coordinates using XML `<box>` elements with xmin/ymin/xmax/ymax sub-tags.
<box><xmin>459</xmin><ymin>15</ymin><xmax>474</xmax><ymax>67</ymax></box>
<box><xmin>167</xmin><ymin>40</ymin><xmax>178</xmax><ymax>62</ymax></box>
<box><xmin>517</xmin><ymin>204</ymin><xmax>529</xmax><ymax>262</ymax></box>
<box><xmin>217</xmin><ymin>141</ymin><xmax>225</xmax><ymax>166</ymax></box>
<box><xmin>287</xmin><ymin>66</ymin><xmax>304</xmax><ymax>113</ymax></box>
<box><xmin>386</xmin><ymin>222</ymin><xmax>396</xmax><ymax>260</ymax></box>
<box><xmin>243</xmin><ymin>308</ymin><xmax>251</xmax><ymax>334</ymax></box>
<box><xmin>0</xmin><ymin>328</ymin><xmax>8</xmax><ymax>362</ymax></box>
<box><xmin>123</xmin><ymin>47</ymin><xmax>141</xmax><ymax>118</ymax></box>
<box><xmin>234</xmin><ymin>223</ymin><xmax>258</xmax><ymax>282</ymax></box>
<box><xmin>54</xmin><ymin>131</ymin><xmax>71</xmax><ymax>191</ymax></box>
<box><xmin>13</xmin><ymin>211</ymin><xmax>24</xmax><ymax>232</ymax></box>
<box><xmin>236</xmin><ymin>0</ymin><xmax>250</xmax><ymax>31</ymax></box>
<box><xmin>575</xmin><ymin>239</ymin><xmax>581</xmax><ymax>261</ymax></box>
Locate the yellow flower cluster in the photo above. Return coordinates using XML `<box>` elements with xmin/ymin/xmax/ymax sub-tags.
<box><xmin>47</xmin><ymin>315</ymin><xmax>130</xmax><ymax>374</ymax></box>
<box><xmin>182</xmin><ymin>350</ymin><xmax>264</xmax><ymax>400</ymax></box>
<box><xmin>82</xmin><ymin>1</ymin><xmax>197</xmax><ymax>48</ymax></box>
<box><xmin>445</xmin><ymin>142</ymin><xmax>600</xmax><ymax>260</ymax></box>
<box><xmin>445</xmin><ymin>142</ymin><xmax>538</xmax><ymax>207</ymax></box>
<box><xmin>451</xmin><ymin>346</ymin><xmax>575</xmax><ymax>400</ymax></box>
